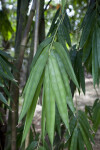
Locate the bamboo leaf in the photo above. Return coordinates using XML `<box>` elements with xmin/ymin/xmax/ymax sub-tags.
<box><xmin>58</xmin><ymin>23</ymin><xmax>71</xmax><ymax>46</ymax></box>
<box><xmin>92</xmin><ymin>29</ymin><xmax>99</xmax><ymax>86</ymax></box>
<box><xmin>66</xmin><ymin>115</ymin><xmax>76</xmax><ymax>142</ymax></box>
<box><xmin>19</xmin><ymin>45</ymin><xmax>49</xmax><ymax>122</ymax></box>
<box><xmin>48</xmin><ymin>8</ymin><xmax>60</xmax><ymax>36</ymax></box>
<box><xmin>78</xmin><ymin>131</ymin><xmax>85</xmax><ymax>150</ymax></box>
<box><xmin>0</xmin><ymin>92</ymin><xmax>8</xmax><ymax>105</ymax></box>
<box><xmin>48</xmin><ymin>51</ymin><xmax>69</xmax><ymax>131</ymax></box>
<box><xmin>93</xmin><ymin>102</ymin><xmax>100</xmax><ymax>132</ymax></box>
<box><xmin>63</xmin><ymin>12</ymin><xmax>71</xmax><ymax>32</ymax></box>
<box><xmin>55</xmin><ymin>106</ymin><xmax>61</xmax><ymax>137</ymax></box>
<box><xmin>78</xmin><ymin>110</ymin><xmax>92</xmax><ymax>132</ymax></box>
<box><xmin>54</xmin><ymin>42</ymin><xmax>79</xmax><ymax>88</ymax></box>
<box><xmin>44</xmin><ymin>64</ymin><xmax>55</xmax><ymax>145</ymax></box>
<box><xmin>21</xmin><ymin>72</ymin><xmax>44</xmax><ymax>144</ymax></box>
<box><xmin>79</xmin><ymin>116</ymin><xmax>94</xmax><ymax>143</ymax></box>
<box><xmin>55</xmin><ymin>52</ymin><xmax>75</xmax><ymax>113</ymax></box>
<box><xmin>0</xmin><ymin>92</ymin><xmax>11</xmax><ymax>110</ymax></box>
<box><xmin>81</xmin><ymin>3</ymin><xmax>95</xmax><ymax>29</ymax></box>
<box><xmin>57</xmin><ymin>32</ymin><xmax>68</xmax><ymax>52</ymax></box>
<box><xmin>0</xmin><ymin>69</ymin><xmax>16</xmax><ymax>82</ymax></box>
<box><xmin>30</xmin><ymin>37</ymin><xmax>52</xmax><ymax>70</ymax></box>
<box><xmin>41</xmin><ymin>88</ymin><xmax>46</xmax><ymax>144</ymax></box>
<box><xmin>82</xmin><ymin>32</ymin><xmax>92</xmax><ymax>63</ymax></box>
<box><xmin>80</xmin><ymin>10</ymin><xmax>96</xmax><ymax>48</ymax></box>
<box><xmin>0</xmin><ymin>56</ymin><xmax>14</xmax><ymax>79</ymax></box>
<box><xmin>76</xmin><ymin>52</ymin><xmax>85</xmax><ymax>94</ymax></box>
<box><xmin>79</xmin><ymin>123</ymin><xmax>93</xmax><ymax>150</ymax></box>
<box><xmin>96</xmin><ymin>24</ymin><xmax>100</xmax><ymax>67</ymax></box>
<box><xmin>70</xmin><ymin>126</ymin><xmax>78</xmax><ymax>150</ymax></box>
<box><xmin>0</xmin><ymin>50</ymin><xmax>12</xmax><ymax>59</ymax></box>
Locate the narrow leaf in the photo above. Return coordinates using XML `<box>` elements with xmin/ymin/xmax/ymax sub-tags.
<box><xmin>80</xmin><ymin>10</ymin><xmax>96</xmax><ymax>48</ymax></box>
<box><xmin>79</xmin><ymin>124</ymin><xmax>93</xmax><ymax>150</ymax></box>
<box><xmin>21</xmin><ymin>72</ymin><xmax>44</xmax><ymax>144</ymax></box>
<box><xmin>92</xmin><ymin>29</ymin><xmax>99</xmax><ymax>86</ymax></box>
<box><xmin>49</xmin><ymin>51</ymin><xmax>69</xmax><ymax>131</ymax></box>
<box><xmin>19</xmin><ymin>46</ymin><xmax>49</xmax><ymax>122</ymax></box>
<box><xmin>41</xmin><ymin>88</ymin><xmax>46</xmax><ymax>144</ymax></box>
<box><xmin>54</xmin><ymin>42</ymin><xmax>79</xmax><ymax>88</ymax></box>
<box><xmin>44</xmin><ymin>64</ymin><xmax>55</xmax><ymax>145</ymax></box>
<box><xmin>70</xmin><ymin>126</ymin><xmax>78</xmax><ymax>150</ymax></box>
<box><xmin>55</xmin><ymin>52</ymin><xmax>75</xmax><ymax>113</ymax></box>
<box><xmin>96</xmin><ymin>24</ymin><xmax>100</xmax><ymax>67</ymax></box>
<box><xmin>30</xmin><ymin>37</ymin><xmax>52</xmax><ymax>70</ymax></box>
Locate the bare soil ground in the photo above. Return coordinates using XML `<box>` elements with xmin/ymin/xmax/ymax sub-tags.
<box><xmin>33</xmin><ymin>75</ymin><xmax>100</xmax><ymax>150</ymax></box>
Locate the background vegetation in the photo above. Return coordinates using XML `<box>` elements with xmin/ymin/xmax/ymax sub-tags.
<box><xmin>0</xmin><ymin>0</ymin><xmax>100</xmax><ymax>150</ymax></box>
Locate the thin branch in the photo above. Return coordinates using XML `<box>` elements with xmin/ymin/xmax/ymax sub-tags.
<box><xmin>44</xmin><ymin>0</ymin><xmax>52</xmax><ymax>11</ymax></box>
<box><xmin>21</xmin><ymin>0</ymin><xmax>36</xmax><ymax>46</ymax></box>
<box><xmin>33</xmin><ymin>0</ymin><xmax>40</xmax><ymax>55</ymax></box>
<box><xmin>17</xmin><ymin>0</ymin><xmax>36</xmax><ymax>70</ymax></box>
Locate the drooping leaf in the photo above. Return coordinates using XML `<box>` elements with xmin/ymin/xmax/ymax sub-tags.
<box><xmin>0</xmin><ymin>92</ymin><xmax>11</xmax><ymax>110</ymax></box>
<box><xmin>48</xmin><ymin>8</ymin><xmax>60</xmax><ymax>36</ymax></box>
<box><xmin>21</xmin><ymin>72</ymin><xmax>44</xmax><ymax>144</ymax></box>
<box><xmin>93</xmin><ymin>101</ymin><xmax>100</xmax><ymax>132</ymax></box>
<box><xmin>30</xmin><ymin>37</ymin><xmax>52</xmax><ymax>70</ymax></box>
<box><xmin>48</xmin><ymin>51</ymin><xmax>69</xmax><ymax>131</ymax></box>
<box><xmin>70</xmin><ymin>126</ymin><xmax>78</xmax><ymax>150</ymax></box>
<box><xmin>81</xmin><ymin>2</ymin><xmax>95</xmax><ymax>29</ymax></box>
<box><xmin>79</xmin><ymin>114</ymin><xmax>94</xmax><ymax>144</ymax></box>
<box><xmin>41</xmin><ymin>88</ymin><xmax>46</xmax><ymax>144</ymax></box>
<box><xmin>0</xmin><ymin>56</ymin><xmax>14</xmax><ymax>79</ymax></box>
<box><xmin>54</xmin><ymin>42</ymin><xmax>79</xmax><ymax>88</ymax></box>
<box><xmin>44</xmin><ymin>63</ymin><xmax>55</xmax><ymax>145</ymax></box>
<box><xmin>79</xmin><ymin>123</ymin><xmax>93</xmax><ymax>150</ymax></box>
<box><xmin>82</xmin><ymin>31</ymin><xmax>92</xmax><ymax>63</ymax></box>
<box><xmin>78</xmin><ymin>131</ymin><xmax>85</xmax><ymax>150</ymax></box>
<box><xmin>0</xmin><ymin>92</ymin><xmax>8</xmax><ymax>105</ymax></box>
<box><xmin>55</xmin><ymin>106</ymin><xmax>61</xmax><ymax>137</ymax></box>
<box><xmin>96</xmin><ymin>24</ymin><xmax>100</xmax><ymax>67</ymax></box>
<box><xmin>80</xmin><ymin>9</ymin><xmax>96</xmax><ymax>48</ymax></box>
<box><xmin>0</xmin><ymin>69</ymin><xmax>15</xmax><ymax>82</ymax></box>
<box><xmin>78</xmin><ymin>110</ymin><xmax>92</xmax><ymax>132</ymax></box>
<box><xmin>65</xmin><ymin>115</ymin><xmax>77</xmax><ymax>142</ymax></box>
<box><xmin>76</xmin><ymin>51</ymin><xmax>85</xmax><ymax>94</ymax></box>
<box><xmin>63</xmin><ymin>12</ymin><xmax>71</xmax><ymax>32</ymax></box>
<box><xmin>58</xmin><ymin>23</ymin><xmax>71</xmax><ymax>46</ymax></box>
<box><xmin>92</xmin><ymin>29</ymin><xmax>99</xmax><ymax>86</ymax></box>
<box><xmin>55</xmin><ymin>52</ymin><xmax>75</xmax><ymax>113</ymax></box>
<box><xmin>19</xmin><ymin>45</ymin><xmax>49</xmax><ymax>122</ymax></box>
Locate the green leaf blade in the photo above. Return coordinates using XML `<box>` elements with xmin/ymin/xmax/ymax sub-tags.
<box><xmin>19</xmin><ymin>46</ymin><xmax>49</xmax><ymax>122</ymax></box>
<box><xmin>54</xmin><ymin>42</ymin><xmax>79</xmax><ymax>89</ymax></box>
<box><xmin>48</xmin><ymin>51</ymin><xmax>69</xmax><ymax>131</ymax></box>
<box><xmin>44</xmin><ymin>64</ymin><xmax>55</xmax><ymax>145</ymax></box>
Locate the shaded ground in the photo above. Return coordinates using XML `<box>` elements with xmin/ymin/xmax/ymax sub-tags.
<box><xmin>33</xmin><ymin>75</ymin><xmax>100</xmax><ymax>150</ymax></box>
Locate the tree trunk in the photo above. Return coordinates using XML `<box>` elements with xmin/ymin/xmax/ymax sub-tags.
<box><xmin>39</xmin><ymin>0</ymin><xmax>45</xmax><ymax>43</ymax></box>
<box><xmin>11</xmin><ymin>0</ymin><xmax>29</xmax><ymax>150</ymax></box>
<box><xmin>38</xmin><ymin>0</ymin><xmax>45</xmax><ymax>105</ymax></box>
